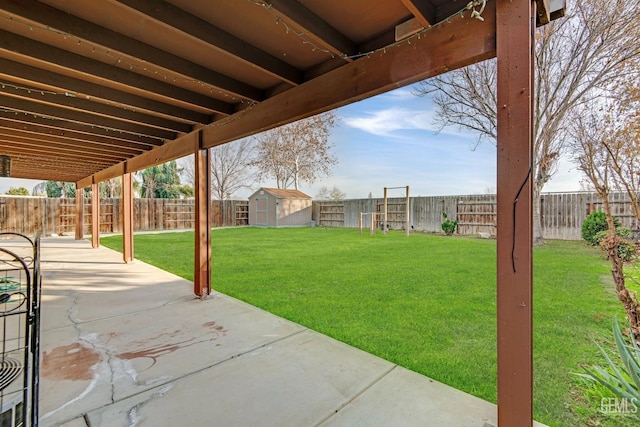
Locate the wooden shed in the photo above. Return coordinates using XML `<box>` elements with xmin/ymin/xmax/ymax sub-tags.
<box><xmin>249</xmin><ymin>188</ymin><xmax>312</xmax><ymax>227</ymax></box>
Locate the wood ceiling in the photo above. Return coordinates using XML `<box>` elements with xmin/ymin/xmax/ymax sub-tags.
<box><xmin>0</xmin><ymin>0</ymin><xmax>560</xmax><ymax>185</ymax></box>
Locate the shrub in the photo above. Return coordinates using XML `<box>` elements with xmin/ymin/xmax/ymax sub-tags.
<box><xmin>599</xmin><ymin>234</ymin><xmax>638</xmax><ymax>263</ymax></box>
<box><xmin>576</xmin><ymin>318</ymin><xmax>640</xmax><ymax>420</ymax></box>
<box><xmin>582</xmin><ymin>211</ymin><xmax>621</xmax><ymax>246</ymax></box>
<box><xmin>441</xmin><ymin>212</ymin><xmax>458</xmax><ymax>236</ymax></box>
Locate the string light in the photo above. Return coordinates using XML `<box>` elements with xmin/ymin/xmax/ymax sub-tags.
<box><xmin>0</xmin><ymin>81</ymin><xmax>67</xmax><ymax>97</ymax></box>
<box><xmin>0</xmin><ymin>14</ymin><xmax>246</xmax><ymax>104</ymax></box>
<box><xmin>248</xmin><ymin>0</ymin><xmax>488</xmax><ymax>60</ymax></box>
<box><xmin>0</xmin><ymin>107</ymin><xmax>164</xmax><ymax>141</ymax></box>
<box><xmin>0</xmin><ymin>0</ymin><xmax>488</xmax><ymax>105</ymax></box>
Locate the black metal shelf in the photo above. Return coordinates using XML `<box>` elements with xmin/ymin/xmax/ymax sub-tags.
<box><xmin>0</xmin><ymin>232</ymin><xmax>41</xmax><ymax>427</ymax></box>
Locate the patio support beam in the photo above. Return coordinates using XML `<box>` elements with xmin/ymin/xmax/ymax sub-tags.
<box><xmin>75</xmin><ymin>186</ymin><xmax>84</xmax><ymax>240</ymax></box>
<box><xmin>72</xmin><ymin>3</ymin><xmax>497</xmax><ymax>187</ymax></box>
<box><xmin>194</xmin><ymin>132</ymin><xmax>211</xmax><ymax>299</ymax></box>
<box><xmin>122</xmin><ymin>171</ymin><xmax>134</xmax><ymax>264</ymax></box>
<box><xmin>496</xmin><ymin>0</ymin><xmax>535</xmax><ymax>425</ymax></box>
<box><xmin>91</xmin><ymin>182</ymin><xmax>100</xmax><ymax>248</ymax></box>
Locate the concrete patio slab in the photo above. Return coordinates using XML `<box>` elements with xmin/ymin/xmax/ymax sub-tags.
<box><xmin>31</xmin><ymin>236</ymin><xmax>542</xmax><ymax>426</ymax></box>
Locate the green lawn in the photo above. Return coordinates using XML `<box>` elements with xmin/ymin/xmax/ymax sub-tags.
<box><xmin>101</xmin><ymin>227</ymin><xmax>631</xmax><ymax>426</ymax></box>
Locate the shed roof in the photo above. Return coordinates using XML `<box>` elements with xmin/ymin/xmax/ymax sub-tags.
<box><xmin>255</xmin><ymin>188</ymin><xmax>311</xmax><ymax>200</ymax></box>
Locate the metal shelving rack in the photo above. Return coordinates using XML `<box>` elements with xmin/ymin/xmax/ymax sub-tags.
<box><xmin>0</xmin><ymin>233</ymin><xmax>41</xmax><ymax>427</ymax></box>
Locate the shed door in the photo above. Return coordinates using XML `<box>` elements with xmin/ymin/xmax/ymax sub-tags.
<box><xmin>255</xmin><ymin>197</ymin><xmax>268</xmax><ymax>225</ymax></box>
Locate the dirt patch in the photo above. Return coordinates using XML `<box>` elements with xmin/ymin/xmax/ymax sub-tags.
<box><xmin>41</xmin><ymin>343</ymin><xmax>100</xmax><ymax>381</ymax></box>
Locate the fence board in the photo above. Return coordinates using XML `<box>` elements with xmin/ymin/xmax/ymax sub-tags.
<box><xmin>0</xmin><ymin>197</ymin><xmax>248</xmax><ymax>236</ymax></box>
<box><xmin>2</xmin><ymin>192</ymin><xmax>637</xmax><ymax>240</ymax></box>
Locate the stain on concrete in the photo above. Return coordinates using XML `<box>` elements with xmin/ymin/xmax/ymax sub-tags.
<box><xmin>41</xmin><ymin>343</ymin><xmax>100</xmax><ymax>381</ymax></box>
<box><xmin>116</xmin><ymin>322</ymin><xmax>227</xmax><ymax>369</ymax></box>
<box><xmin>118</xmin><ymin>343</ymin><xmax>181</xmax><ymax>366</ymax></box>
<box><xmin>203</xmin><ymin>321</ymin><xmax>227</xmax><ymax>334</ymax></box>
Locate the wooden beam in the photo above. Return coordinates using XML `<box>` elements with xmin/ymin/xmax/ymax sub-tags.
<box><xmin>122</xmin><ymin>172</ymin><xmax>134</xmax><ymax>263</ymax></box>
<box><xmin>79</xmin><ymin>131</ymin><xmax>198</xmax><ymax>186</ymax></box>
<box><xmin>395</xmin><ymin>18</ymin><xmax>425</xmax><ymax>42</ymax></box>
<box><xmin>0</xmin><ymin>112</ymin><xmax>164</xmax><ymax>147</ymax></box>
<box><xmin>77</xmin><ymin>176</ymin><xmax>93</xmax><ymax>190</ymax></box>
<box><xmin>201</xmin><ymin>3</ymin><xmax>496</xmax><ymax>148</ymax></box>
<box><xmin>75</xmin><ymin>187</ymin><xmax>84</xmax><ymax>240</ymax></box>
<box><xmin>194</xmin><ymin>134</ymin><xmax>211</xmax><ymax>298</ymax></box>
<box><xmin>0</xmin><ymin>119</ymin><xmax>151</xmax><ymax>152</ymax></box>
<box><xmin>0</xmin><ymin>126</ymin><xmax>143</xmax><ymax>156</ymax></box>
<box><xmin>126</xmin><ymin>131</ymin><xmax>198</xmax><ymax>173</ymax></box>
<box><xmin>115</xmin><ymin>0</ymin><xmax>302</xmax><ymax>86</ymax></box>
<box><xmin>0</xmin><ymin>143</ymin><xmax>117</xmax><ymax>165</ymax></box>
<box><xmin>0</xmin><ymin>137</ymin><xmax>128</xmax><ymax>162</ymax></box>
<box><xmin>0</xmin><ymin>77</ymin><xmax>193</xmax><ymax>133</ymax></box>
<box><xmin>77</xmin><ymin>3</ymin><xmax>496</xmax><ymax>187</ymax></box>
<box><xmin>536</xmin><ymin>0</ymin><xmax>551</xmax><ymax>25</ymax></box>
<box><xmin>91</xmin><ymin>182</ymin><xmax>100</xmax><ymax>248</ymax></box>
<box><xmin>400</xmin><ymin>0</ymin><xmax>436</xmax><ymax>28</ymax></box>
<box><xmin>0</xmin><ymin>58</ymin><xmax>218</xmax><ymax>122</ymax></box>
<box><xmin>0</xmin><ymin>95</ymin><xmax>178</xmax><ymax>140</ymax></box>
<box><xmin>265</xmin><ymin>0</ymin><xmax>357</xmax><ymax>59</ymax></box>
<box><xmin>496</xmin><ymin>0</ymin><xmax>535</xmax><ymax>425</ymax></box>
<box><xmin>0</xmin><ymin>148</ymin><xmax>109</xmax><ymax>170</ymax></box>
<box><xmin>0</xmin><ymin>2</ymin><xmax>262</xmax><ymax>102</ymax></box>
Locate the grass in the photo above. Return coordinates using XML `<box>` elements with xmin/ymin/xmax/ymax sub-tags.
<box><xmin>101</xmin><ymin>227</ymin><xmax>630</xmax><ymax>426</ymax></box>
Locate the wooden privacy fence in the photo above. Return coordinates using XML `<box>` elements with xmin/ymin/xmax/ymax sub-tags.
<box><xmin>0</xmin><ymin>197</ymin><xmax>248</xmax><ymax>236</ymax></box>
<box><xmin>3</xmin><ymin>192</ymin><xmax>639</xmax><ymax>240</ymax></box>
<box><xmin>313</xmin><ymin>192</ymin><xmax>640</xmax><ymax>241</ymax></box>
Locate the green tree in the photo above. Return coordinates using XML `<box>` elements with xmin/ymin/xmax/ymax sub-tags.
<box><xmin>5</xmin><ymin>186</ymin><xmax>30</xmax><ymax>196</ymax></box>
<box><xmin>34</xmin><ymin>181</ymin><xmax>76</xmax><ymax>198</ymax></box>
<box><xmin>138</xmin><ymin>161</ymin><xmax>185</xmax><ymax>199</ymax></box>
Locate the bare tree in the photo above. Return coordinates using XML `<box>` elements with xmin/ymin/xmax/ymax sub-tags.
<box><xmin>178</xmin><ymin>139</ymin><xmax>255</xmax><ymax>201</ymax></box>
<box><xmin>601</xmin><ymin>74</ymin><xmax>640</xmax><ymax>223</ymax></box>
<box><xmin>178</xmin><ymin>156</ymin><xmax>195</xmax><ymax>190</ymax></box>
<box><xmin>570</xmin><ymin>96</ymin><xmax>640</xmax><ymax>338</ymax></box>
<box><xmin>103</xmin><ymin>177</ymin><xmax>121</xmax><ymax>198</ymax></box>
<box><xmin>315</xmin><ymin>185</ymin><xmax>346</xmax><ymax>200</ymax></box>
<box><xmin>210</xmin><ymin>138</ymin><xmax>255</xmax><ymax>201</ymax></box>
<box><xmin>251</xmin><ymin>112</ymin><xmax>338</xmax><ymax>189</ymax></box>
<box><xmin>414</xmin><ymin>0</ymin><xmax>640</xmax><ymax>244</ymax></box>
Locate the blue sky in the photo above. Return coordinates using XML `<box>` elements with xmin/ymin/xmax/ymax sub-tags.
<box><xmin>303</xmin><ymin>84</ymin><xmax>583</xmax><ymax>199</ymax></box>
<box><xmin>0</xmin><ymin>83</ymin><xmax>584</xmax><ymax>198</ymax></box>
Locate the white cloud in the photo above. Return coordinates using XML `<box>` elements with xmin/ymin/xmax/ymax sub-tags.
<box><xmin>341</xmin><ymin>107</ymin><xmax>437</xmax><ymax>138</ymax></box>
<box><xmin>377</xmin><ymin>87</ymin><xmax>416</xmax><ymax>101</ymax></box>
<box><xmin>340</xmin><ymin>105</ymin><xmax>479</xmax><ymax>142</ymax></box>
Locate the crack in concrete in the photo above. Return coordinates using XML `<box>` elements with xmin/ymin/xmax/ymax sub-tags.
<box><xmin>66</xmin><ymin>292</ymin><xmax>117</xmax><ymax>404</ymax></box>
<box><xmin>125</xmin><ymin>384</ymin><xmax>174</xmax><ymax>427</ymax></box>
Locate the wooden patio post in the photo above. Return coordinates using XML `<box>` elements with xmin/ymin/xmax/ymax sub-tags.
<box><xmin>405</xmin><ymin>186</ymin><xmax>410</xmax><ymax>237</ymax></box>
<box><xmin>383</xmin><ymin>187</ymin><xmax>388</xmax><ymax>234</ymax></box>
<box><xmin>496</xmin><ymin>0</ymin><xmax>535</xmax><ymax>425</ymax></box>
<box><xmin>91</xmin><ymin>181</ymin><xmax>100</xmax><ymax>248</ymax></box>
<box><xmin>122</xmin><ymin>171</ymin><xmax>134</xmax><ymax>263</ymax></box>
<box><xmin>75</xmin><ymin>185</ymin><xmax>84</xmax><ymax>240</ymax></box>
<box><xmin>194</xmin><ymin>133</ymin><xmax>211</xmax><ymax>298</ymax></box>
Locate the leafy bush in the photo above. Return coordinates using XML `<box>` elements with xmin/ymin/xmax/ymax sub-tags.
<box><xmin>582</xmin><ymin>211</ymin><xmax>621</xmax><ymax>246</ymax></box>
<box><xmin>599</xmin><ymin>233</ymin><xmax>638</xmax><ymax>262</ymax></box>
<box><xmin>441</xmin><ymin>212</ymin><xmax>458</xmax><ymax>236</ymax></box>
<box><xmin>576</xmin><ymin>318</ymin><xmax>640</xmax><ymax>419</ymax></box>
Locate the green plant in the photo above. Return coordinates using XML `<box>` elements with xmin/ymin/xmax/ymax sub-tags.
<box><xmin>577</xmin><ymin>318</ymin><xmax>640</xmax><ymax>419</ymax></box>
<box><xmin>582</xmin><ymin>211</ymin><xmax>621</xmax><ymax>246</ymax></box>
<box><xmin>441</xmin><ymin>212</ymin><xmax>458</xmax><ymax>235</ymax></box>
<box><xmin>103</xmin><ymin>230</ymin><xmax>621</xmax><ymax>426</ymax></box>
<box><xmin>596</xmin><ymin>229</ymin><xmax>637</xmax><ymax>262</ymax></box>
